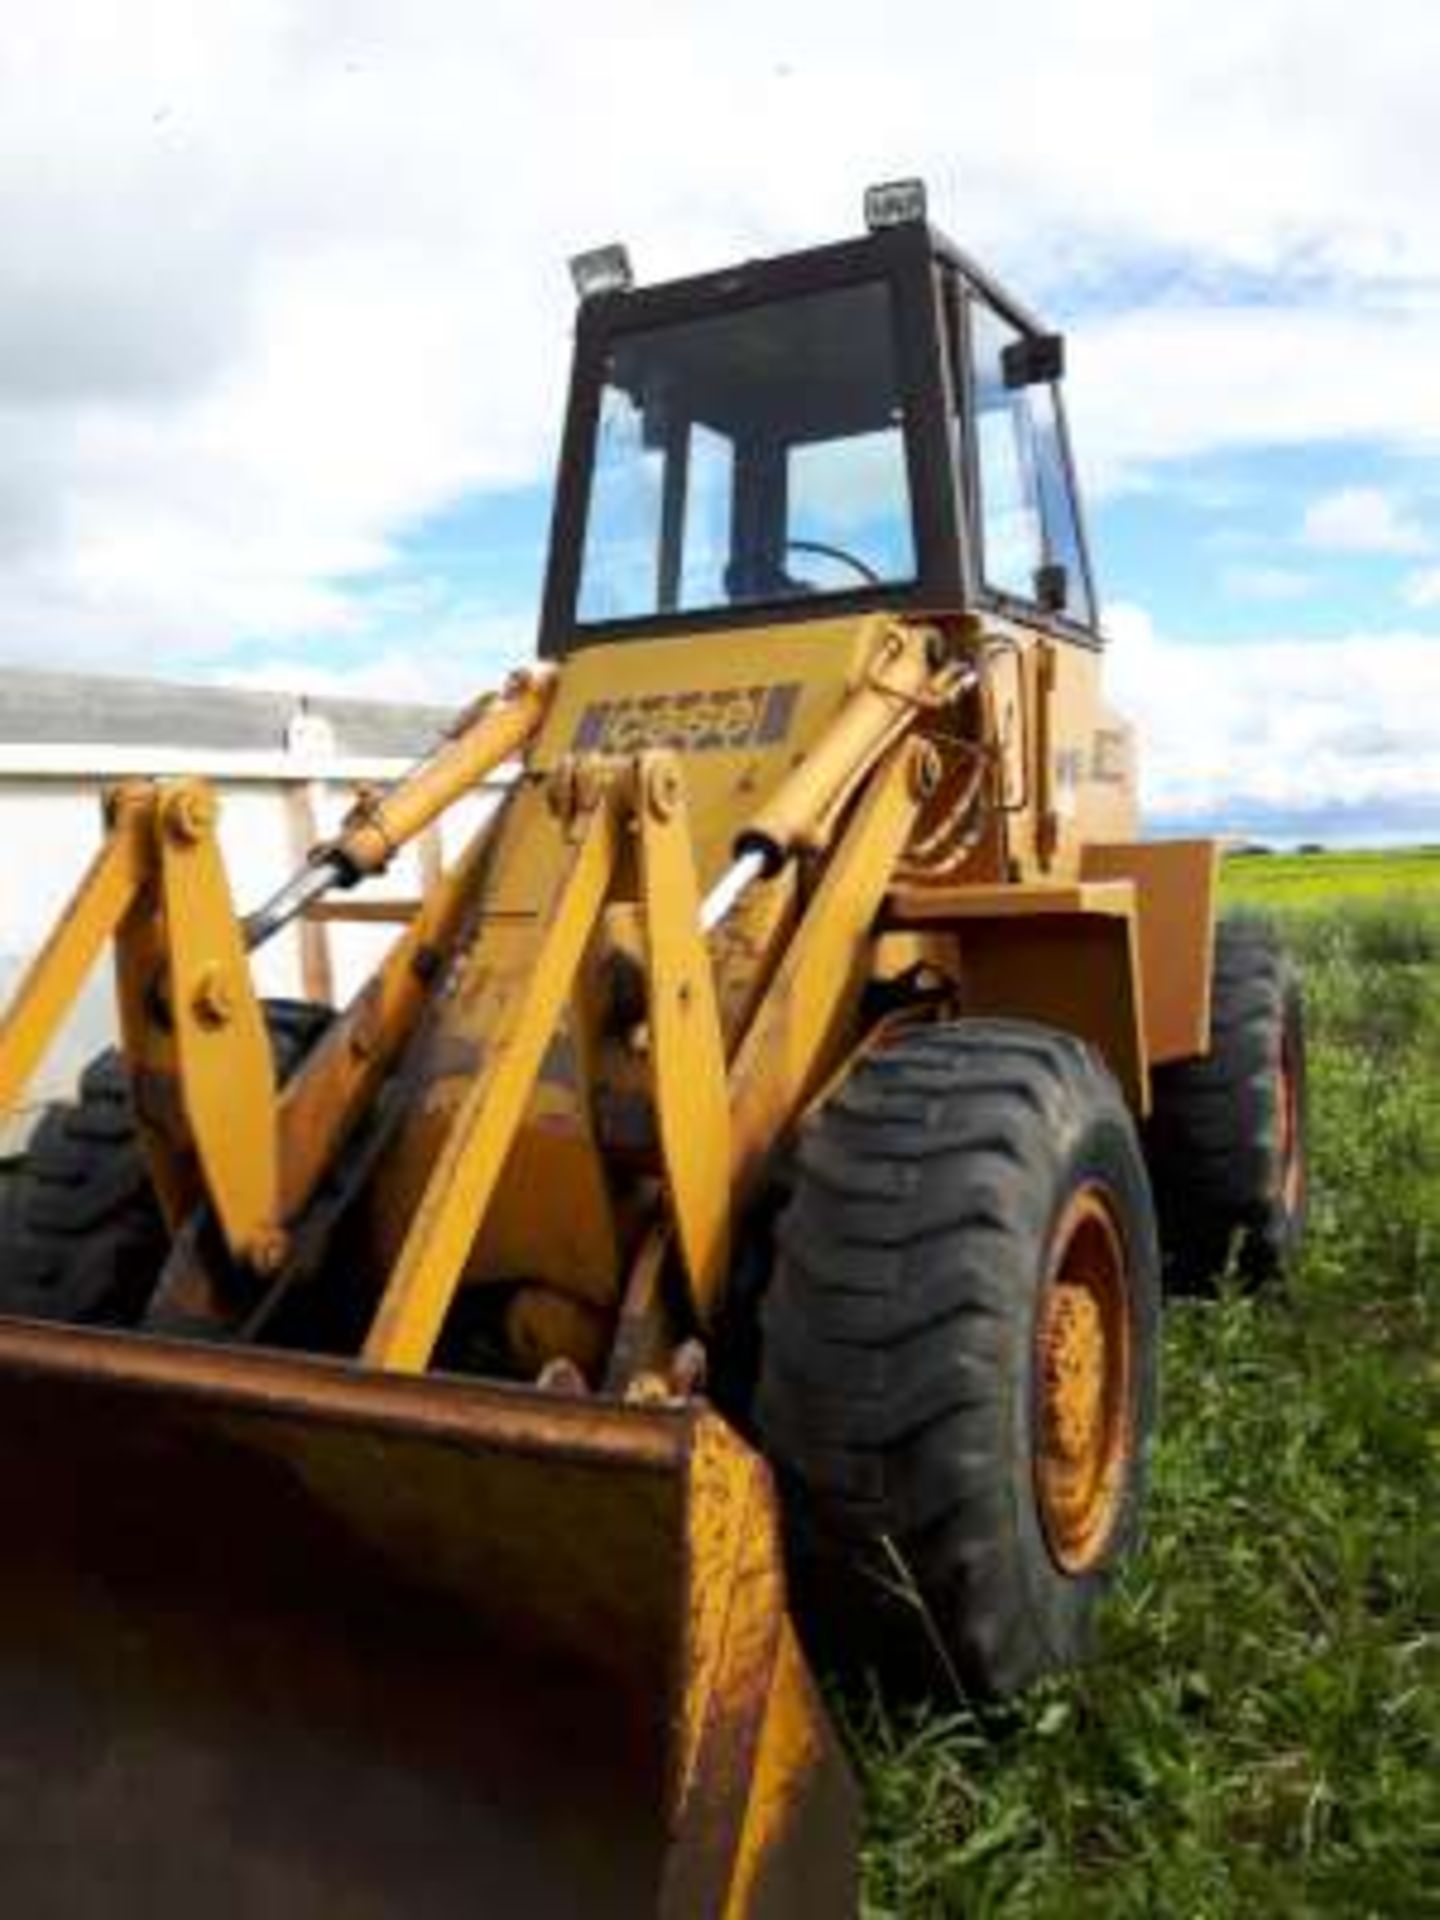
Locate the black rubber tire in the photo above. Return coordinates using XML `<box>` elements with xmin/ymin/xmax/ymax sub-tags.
<box><xmin>756</xmin><ymin>1019</ymin><xmax>1161</xmax><ymax>1700</ymax></box>
<box><xmin>1146</xmin><ymin>920</ymin><xmax>1307</xmax><ymax>1293</ymax></box>
<box><xmin>0</xmin><ymin>999</ymin><xmax>331</xmax><ymax>1325</ymax></box>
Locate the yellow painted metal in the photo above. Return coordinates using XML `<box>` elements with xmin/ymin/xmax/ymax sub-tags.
<box><xmin>304</xmin><ymin>897</ymin><xmax>421</xmax><ymax>923</ymax></box>
<box><xmin>362</xmin><ymin>789</ymin><xmax>620</xmax><ymax>1372</ymax></box>
<box><xmin>968</xmin><ymin>611</ymin><xmax>1140</xmax><ymax>881</ymax></box>
<box><xmin>659</xmin><ymin>1412</ymin><xmax>857</xmax><ymax>1916</ymax></box>
<box><xmin>0</xmin><ymin>600</ymin><xmax>1176</xmax><ymax>1915</ymax></box>
<box><xmin>0</xmin><ymin>1320</ymin><xmax>856</xmax><ymax>1917</ymax></box>
<box><xmin>1081</xmin><ymin>838</ymin><xmax>1219</xmax><ymax>1063</ymax></box>
<box><xmin>330</xmin><ymin>665</ymin><xmax>553</xmax><ymax>878</ymax></box>
<box><xmin>0</xmin><ymin>252</ymin><xmax>1216</xmax><ymax>1920</ymax></box>
<box><xmin>736</xmin><ymin>623</ymin><xmax>948</xmax><ymax>861</ymax></box>
<box><xmin>965</xmin><ymin>909</ymin><xmax>1147</xmax><ymax>1111</ymax></box>
<box><xmin>636</xmin><ymin>752</ymin><xmax>732</xmax><ymax>1325</ymax></box>
<box><xmin>350</xmin><ymin>769</ymin><xmax>630</xmax><ymax>1313</ymax></box>
<box><xmin>275</xmin><ymin>814</ymin><xmax>500</xmax><ymax>1219</ymax></box>
<box><xmin>0</xmin><ymin>607</ymin><xmax>1163</xmax><ymax>1340</ymax></box>
<box><xmin>466</xmin><ymin>896</ymin><xmax>623</xmax><ymax>1305</ymax></box>
<box><xmin>1034</xmin><ymin>1184</ymin><xmax>1134</xmax><ymax>1574</ymax></box>
<box><xmin>887</xmin><ymin>877</ymin><xmax>1149</xmax><ymax>1108</ymax></box>
<box><xmin>729</xmin><ymin>739</ymin><xmax>925</xmax><ymax>1200</ymax></box>
<box><xmin>531</xmin><ymin>614</ymin><xmax>898</xmax><ymax>880</ymax></box>
<box><xmin>152</xmin><ymin>781</ymin><xmax>281</xmax><ymax>1264</ymax></box>
<box><xmin>887</xmin><ymin>878</ymin><xmax>1136</xmax><ymax>921</ymax></box>
<box><xmin>710</xmin><ymin>864</ymin><xmax>800</xmax><ymax>1048</ymax></box>
<box><xmin>0</xmin><ymin>788</ymin><xmax>149</xmax><ymax>1118</ymax></box>
<box><xmin>1034</xmin><ymin>639</ymin><xmax>1060</xmax><ymax>869</ymax></box>
<box><xmin>343</xmin><ymin>614</ymin><xmax>957</xmax><ymax>1339</ymax></box>
<box><xmin>718</xmin><ymin>1625</ymin><xmax>847</xmax><ymax>1919</ymax></box>
<box><xmin>113</xmin><ymin>800</ymin><xmax>194</xmax><ymax>1231</ymax></box>
<box><xmin>474</xmin><ymin>1114</ymin><xmax>627</xmax><ymax>1306</ymax></box>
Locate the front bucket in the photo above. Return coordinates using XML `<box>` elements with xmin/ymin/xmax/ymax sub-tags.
<box><xmin>0</xmin><ymin>1323</ymin><xmax>856</xmax><ymax>1918</ymax></box>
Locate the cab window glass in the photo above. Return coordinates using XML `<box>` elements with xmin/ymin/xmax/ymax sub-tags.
<box><xmin>971</xmin><ymin>303</ymin><xmax>1043</xmax><ymax>600</ymax></box>
<box><xmin>679</xmin><ymin>423</ymin><xmax>735</xmax><ymax>608</ymax></box>
<box><xmin>579</xmin><ymin>383</ymin><xmax>665</xmax><ymax>621</ymax></box>
<box><xmin>577</xmin><ymin>280</ymin><xmax>915</xmax><ymax>623</ymax></box>
<box><xmin>969</xmin><ymin>299</ymin><xmax>1093</xmax><ymax>625</ymax></box>
<box><xmin>1030</xmin><ymin>384</ymin><xmax>1094</xmax><ymax>625</ymax></box>
<box><xmin>788</xmin><ymin>428</ymin><xmax>915</xmax><ymax>589</ymax></box>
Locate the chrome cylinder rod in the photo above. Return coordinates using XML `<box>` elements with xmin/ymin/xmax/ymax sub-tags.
<box><xmin>242</xmin><ymin>856</ymin><xmax>347</xmax><ymax>952</ymax></box>
<box><xmin>699</xmin><ymin>849</ymin><xmax>768</xmax><ymax>935</ymax></box>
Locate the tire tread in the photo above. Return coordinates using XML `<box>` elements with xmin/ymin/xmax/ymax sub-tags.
<box><xmin>757</xmin><ymin>1017</ymin><xmax>1160</xmax><ymax>1698</ymax></box>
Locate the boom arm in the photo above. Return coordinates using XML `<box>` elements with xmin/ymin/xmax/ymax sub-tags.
<box><xmin>0</xmin><ymin>622</ymin><xmax>956</xmax><ymax>1385</ymax></box>
<box><xmin>243</xmin><ymin>666</ymin><xmax>555</xmax><ymax>948</ymax></box>
<box><xmin>704</xmin><ymin>624</ymin><xmax>965</xmax><ymax>930</ymax></box>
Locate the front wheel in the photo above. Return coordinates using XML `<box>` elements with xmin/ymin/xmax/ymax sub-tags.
<box><xmin>757</xmin><ymin>1019</ymin><xmax>1161</xmax><ymax>1699</ymax></box>
<box><xmin>0</xmin><ymin>999</ymin><xmax>331</xmax><ymax>1326</ymax></box>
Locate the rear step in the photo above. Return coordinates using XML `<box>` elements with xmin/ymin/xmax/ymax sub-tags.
<box><xmin>0</xmin><ymin>1322</ymin><xmax>856</xmax><ymax>1918</ymax></box>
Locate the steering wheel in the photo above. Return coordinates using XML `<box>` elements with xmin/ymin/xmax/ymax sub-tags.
<box><xmin>784</xmin><ymin>538</ymin><xmax>883</xmax><ymax>587</ymax></box>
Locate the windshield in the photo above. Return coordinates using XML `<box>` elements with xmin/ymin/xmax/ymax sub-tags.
<box><xmin>577</xmin><ymin>280</ymin><xmax>917</xmax><ymax>624</ymax></box>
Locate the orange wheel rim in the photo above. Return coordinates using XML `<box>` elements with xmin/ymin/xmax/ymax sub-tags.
<box><xmin>1277</xmin><ymin>1034</ymin><xmax>1303</xmax><ymax>1214</ymax></box>
<box><xmin>1034</xmin><ymin>1185</ymin><xmax>1133</xmax><ymax>1574</ymax></box>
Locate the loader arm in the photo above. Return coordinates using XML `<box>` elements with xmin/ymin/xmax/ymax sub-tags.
<box><xmin>0</xmin><ymin>619</ymin><xmax>954</xmax><ymax>1384</ymax></box>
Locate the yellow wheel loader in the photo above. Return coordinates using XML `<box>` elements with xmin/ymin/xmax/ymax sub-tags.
<box><xmin>0</xmin><ymin>181</ymin><xmax>1307</xmax><ymax>1916</ymax></box>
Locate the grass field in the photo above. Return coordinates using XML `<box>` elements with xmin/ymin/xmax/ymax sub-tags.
<box><xmin>857</xmin><ymin>854</ymin><xmax>1439</xmax><ymax>1917</ymax></box>
<box><xmin>1223</xmin><ymin>845</ymin><xmax>1440</xmax><ymax>907</ymax></box>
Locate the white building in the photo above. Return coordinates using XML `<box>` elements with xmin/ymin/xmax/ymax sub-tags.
<box><xmin>0</xmin><ymin>668</ymin><xmax>473</xmax><ymax>1152</ymax></box>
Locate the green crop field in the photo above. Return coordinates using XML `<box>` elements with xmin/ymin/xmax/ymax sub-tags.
<box><xmin>1222</xmin><ymin>845</ymin><xmax>1440</xmax><ymax>908</ymax></box>
<box><xmin>858</xmin><ymin>872</ymin><xmax>1440</xmax><ymax>1917</ymax></box>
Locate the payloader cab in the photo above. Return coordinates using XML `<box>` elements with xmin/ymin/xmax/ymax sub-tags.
<box><xmin>540</xmin><ymin>179</ymin><xmax>1098</xmax><ymax>655</ymax></box>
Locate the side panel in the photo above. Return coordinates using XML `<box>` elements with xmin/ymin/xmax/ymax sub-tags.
<box><xmin>979</xmin><ymin>623</ymin><xmax>1139</xmax><ymax>881</ymax></box>
<box><xmin>1041</xmin><ymin>641</ymin><xmax>1140</xmax><ymax>872</ymax></box>
<box><xmin>1082</xmin><ymin>839</ymin><xmax>1218</xmax><ymax>1063</ymax></box>
<box><xmin>954</xmin><ymin>910</ymin><xmax>1148</xmax><ymax>1112</ymax></box>
<box><xmin>887</xmin><ymin>880</ymin><xmax>1148</xmax><ymax>1110</ymax></box>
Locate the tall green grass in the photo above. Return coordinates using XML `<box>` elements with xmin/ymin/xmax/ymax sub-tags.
<box><xmin>856</xmin><ymin>896</ymin><xmax>1440</xmax><ymax>1918</ymax></box>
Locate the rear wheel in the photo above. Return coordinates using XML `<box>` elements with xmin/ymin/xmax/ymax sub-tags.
<box><xmin>0</xmin><ymin>999</ymin><xmax>331</xmax><ymax>1325</ymax></box>
<box><xmin>1146</xmin><ymin>920</ymin><xmax>1307</xmax><ymax>1292</ymax></box>
<box><xmin>756</xmin><ymin>1019</ymin><xmax>1160</xmax><ymax>1699</ymax></box>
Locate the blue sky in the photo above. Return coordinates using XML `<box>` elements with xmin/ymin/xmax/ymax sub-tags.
<box><xmin>1096</xmin><ymin>442</ymin><xmax>1437</xmax><ymax>642</ymax></box>
<box><xmin>216</xmin><ymin>409</ymin><xmax>1440</xmax><ymax>676</ymax></box>
<box><xmin>2</xmin><ymin>1</ymin><xmax>1439</xmax><ymax>842</ymax></box>
<box><xmin>359</xmin><ymin>434</ymin><xmax>1440</xmax><ymax>655</ymax></box>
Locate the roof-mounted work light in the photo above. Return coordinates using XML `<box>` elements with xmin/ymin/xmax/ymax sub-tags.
<box><xmin>864</xmin><ymin>178</ymin><xmax>928</xmax><ymax>231</ymax></box>
<box><xmin>568</xmin><ymin>243</ymin><xmax>634</xmax><ymax>302</ymax></box>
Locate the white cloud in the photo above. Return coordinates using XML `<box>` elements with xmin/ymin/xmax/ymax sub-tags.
<box><xmin>1220</xmin><ymin>564</ymin><xmax>1314</xmax><ymax>602</ymax></box>
<box><xmin>1104</xmin><ymin>603</ymin><xmax>1440</xmax><ymax>837</ymax></box>
<box><xmin>1067</xmin><ymin>307</ymin><xmax>1440</xmax><ymax>497</ymax></box>
<box><xmin>1300</xmin><ymin>486</ymin><xmax>1430</xmax><ymax>555</ymax></box>
<box><xmin>1402</xmin><ymin>566</ymin><xmax>1440</xmax><ymax>609</ymax></box>
<box><xmin>4</xmin><ymin>2</ymin><xmax>1440</xmax><ymax>678</ymax></box>
<box><xmin>222</xmin><ymin>610</ymin><xmax>532</xmax><ymax>708</ymax></box>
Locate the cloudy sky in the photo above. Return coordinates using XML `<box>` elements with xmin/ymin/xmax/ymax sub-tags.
<box><xmin>4</xmin><ymin>0</ymin><xmax>1440</xmax><ymax>840</ymax></box>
